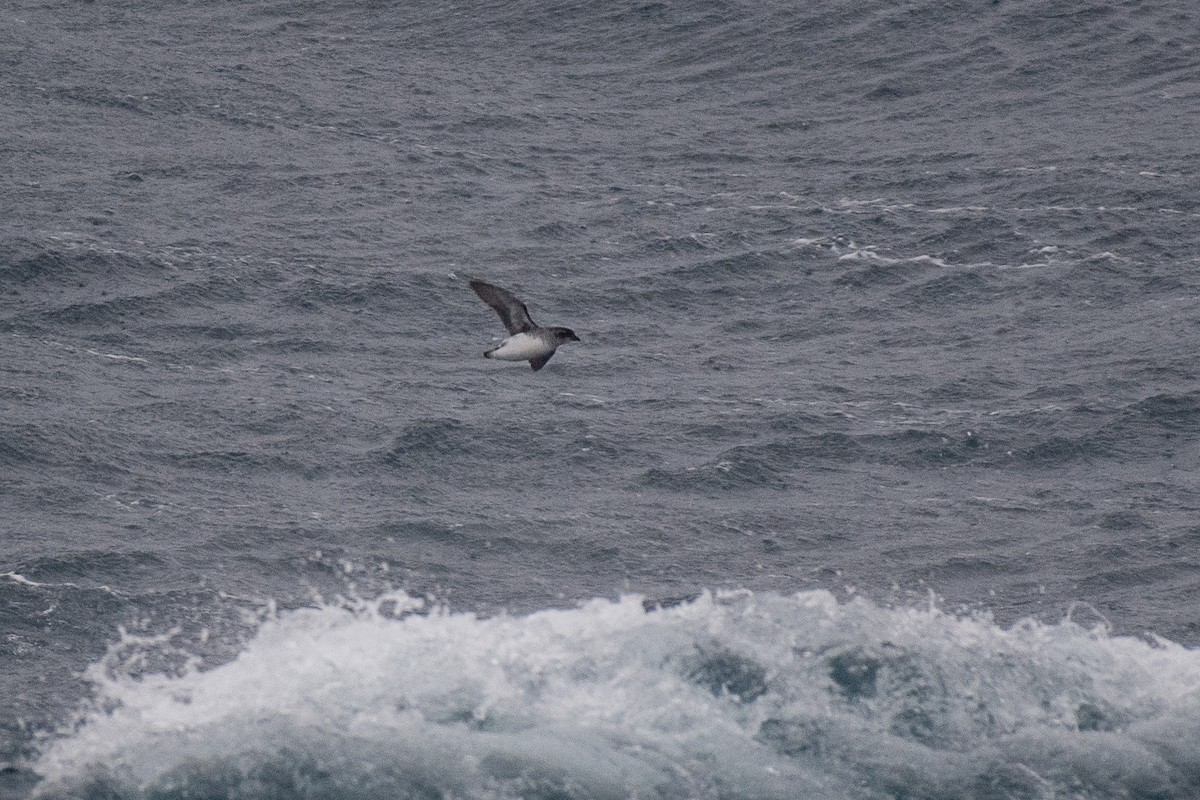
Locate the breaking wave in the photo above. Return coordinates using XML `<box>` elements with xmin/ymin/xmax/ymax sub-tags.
<box><xmin>32</xmin><ymin>590</ymin><xmax>1200</xmax><ymax>799</ymax></box>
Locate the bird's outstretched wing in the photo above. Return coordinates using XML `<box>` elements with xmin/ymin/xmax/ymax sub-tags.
<box><xmin>529</xmin><ymin>352</ymin><xmax>554</xmax><ymax>371</ymax></box>
<box><xmin>469</xmin><ymin>279</ymin><xmax>536</xmax><ymax>335</ymax></box>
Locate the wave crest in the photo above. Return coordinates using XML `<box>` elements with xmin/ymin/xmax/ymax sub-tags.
<box><xmin>32</xmin><ymin>590</ymin><xmax>1200</xmax><ymax>799</ymax></box>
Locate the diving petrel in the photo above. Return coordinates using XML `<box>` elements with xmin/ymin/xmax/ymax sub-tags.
<box><xmin>469</xmin><ymin>279</ymin><xmax>580</xmax><ymax>371</ymax></box>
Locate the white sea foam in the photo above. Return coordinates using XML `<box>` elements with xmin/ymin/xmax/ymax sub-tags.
<box><xmin>85</xmin><ymin>350</ymin><xmax>149</xmax><ymax>364</ymax></box>
<box><xmin>32</xmin><ymin>590</ymin><xmax>1200</xmax><ymax>799</ymax></box>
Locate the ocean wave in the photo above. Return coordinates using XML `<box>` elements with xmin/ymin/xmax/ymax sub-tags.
<box><xmin>1</xmin><ymin>246</ymin><xmax>157</xmax><ymax>288</ymax></box>
<box><xmin>31</xmin><ymin>590</ymin><xmax>1200</xmax><ymax>799</ymax></box>
<box><xmin>0</xmin><ymin>241</ymin><xmax>263</xmax><ymax>333</ymax></box>
<box><xmin>1122</xmin><ymin>393</ymin><xmax>1200</xmax><ymax>434</ymax></box>
<box><xmin>640</xmin><ymin>452</ymin><xmax>789</xmax><ymax>492</ymax></box>
<box><xmin>382</xmin><ymin>417</ymin><xmax>609</xmax><ymax>476</ymax></box>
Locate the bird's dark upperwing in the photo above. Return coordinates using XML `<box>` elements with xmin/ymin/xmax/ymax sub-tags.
<box><xmin>469</xmin><ymin>280</ymin><xmax>536</xmax><ymax>335</ymax></box>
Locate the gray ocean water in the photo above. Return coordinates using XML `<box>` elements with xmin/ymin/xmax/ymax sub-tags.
<box><xmin>4</xmin><ymin>1</ymin><xmax>1200</xmax><ymax>797</ymax></box>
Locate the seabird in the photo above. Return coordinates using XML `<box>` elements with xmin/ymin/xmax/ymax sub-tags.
<box><xmin>469</xmin><ymin>279</ymin><xmax>580</xmax><ymax>371</ymax></box>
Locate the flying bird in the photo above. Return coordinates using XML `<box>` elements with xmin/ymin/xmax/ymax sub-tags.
<box><xmin>469</xmin><ymin>279</ymin><xmax>580</xmax><ymax>371</ymax></box>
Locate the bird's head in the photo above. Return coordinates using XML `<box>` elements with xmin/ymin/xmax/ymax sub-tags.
<box><xmin>551</xmin><ymin>327</ymin><xmax>581</xmax><ymax>344</ymax></box>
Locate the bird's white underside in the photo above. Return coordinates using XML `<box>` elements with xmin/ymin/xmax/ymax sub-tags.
<box><xmin>486</xmin><ymin>332</ymin><xmax>554</xmax><ymax>361</ymax></box>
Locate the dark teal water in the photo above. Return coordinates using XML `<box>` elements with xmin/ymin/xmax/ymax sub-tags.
<box><xmin>4</xmin><ymin>0</ymin><xmax>1200</xmax><ymax>797</ymax></box>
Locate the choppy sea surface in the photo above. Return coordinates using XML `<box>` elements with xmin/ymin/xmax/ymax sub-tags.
<box><xmin>4</xmin><ymin>1</ymin><xmax>1200</xmax><ymax>797</ymax></box>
